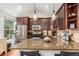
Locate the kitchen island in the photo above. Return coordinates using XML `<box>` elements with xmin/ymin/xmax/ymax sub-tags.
<box><xmin>8</xmin><ymin>39</ymin><xmax>79</xmax><ymax>56</ymax></box>
<box><xmin>10</xmin><ymin>39</ymin><xmax>79</xmax><ymax>50</ymax></box>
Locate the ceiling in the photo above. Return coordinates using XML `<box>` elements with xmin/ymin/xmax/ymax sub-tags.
<box><xmin>0</xmin><ymin>3</ymin><xmax>63</xmax><ymax>18</ymax></box>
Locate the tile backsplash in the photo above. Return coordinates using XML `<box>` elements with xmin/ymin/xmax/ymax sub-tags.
<box><xmin>58</xmin><ymin>30</ymin><xmax>79</xmax><ymax>43</ymax></box>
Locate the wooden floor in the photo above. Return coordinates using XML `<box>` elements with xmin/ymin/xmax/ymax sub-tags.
<box><xmin>1</xmin><ymin>50</ymin><xmax>20</xmax><ymax>56</ymax></box>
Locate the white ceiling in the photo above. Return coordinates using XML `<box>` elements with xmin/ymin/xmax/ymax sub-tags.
<box><xmin>0</xmin><ymin>3</ymin><xmax>63</xmax><ymax>18</ymax></box>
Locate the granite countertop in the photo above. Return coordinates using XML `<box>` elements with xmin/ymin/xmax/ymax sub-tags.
<box><xmin>10</xmin><ymin>39</ymin><xmax>79</xmax><ymax>50</ymax></box>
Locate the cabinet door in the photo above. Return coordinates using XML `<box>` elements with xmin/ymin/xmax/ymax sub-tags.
<box><xmin>17</xmin><ymin>17</ymin><xmax>28</xmax><ymax>25</ymax></box>
<box><xmin>23</xmin><ymin>17</ymin><xmax>28</xmax><ymax>25</ymax></box>
<box><xmin>41</xmin><ymin>18</ymin><xmax>50</xmax><ymax>30</ymax></box>
<box><xmin>17</xmin><ymin>17</ymin><xmax>23</xmax><ymax>25</ymax></box>
<box><xmin>58</xmin><ymin>5</ymin><xmax>65</xmax><ymax>30</ymax></box>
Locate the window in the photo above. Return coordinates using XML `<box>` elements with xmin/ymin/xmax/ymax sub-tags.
<box><xmin>4</xmin><ymin>18</ymin><xmax>14</xmax><ymax>39</ymax></box>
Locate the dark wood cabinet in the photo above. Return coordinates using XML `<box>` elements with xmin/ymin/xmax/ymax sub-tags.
<box><xmin>16</xmin><ymin>17</ymin><xmax>29</xmax><ymax>25</ymax></box>
<box><xmin>28</xmin><ymin>18</ymin><xmax>51</xmax><ymax>30</ymax></box>
<box><xmin>54</xmin><ymin>4</ymin><xmax>65</xmax><ymax>30</ymax></box>
<box><xmin>16</xmin><ymin>17</ymin><xmax>51</xmax><ymax>38</ymax></box>
<box><xmin>54</xmin><ymin>3</ymin><xmax>79</xmax><ymax>30</ymax></box>
<box><xmin>27</xmin><ymin>18</ymin><xmax>51</xmax><ymax>38</ymax></box>
<box><xmin>66</xmin><ymin>3</ymin><xmax>78</xmax><ymax>29</ymax></box>
<box><xmin>40</xmin><ymin>18</ymin><xmax>50</xmax><ymax>30</ymax></box>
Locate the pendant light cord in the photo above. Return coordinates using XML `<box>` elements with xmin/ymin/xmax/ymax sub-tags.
<box><xmin>53</xmin><ymin>3</ymin><xmax>55</xmax><ymax>13</ymax></box>
<box><xmin>34</xmin><ymin>3</ymin><xmax>36</xmax><ymax>14</ymax></box>
<box><xmin>51</xmin><ymin>3</ymin><xmax>56</xmax><ymax>21</ymax></box>
<box><xmin>33</xmin><ymin>3</ymin><xmax>37</xmax><ymax>21</ymax></box>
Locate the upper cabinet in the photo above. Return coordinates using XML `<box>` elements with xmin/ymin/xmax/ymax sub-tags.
<box><xmin>28</xmin><ymin>18</ymin><xmax>51</xmax><ymax>30</ymax></box>
<box><xmin>54</xmin><ymin>3</ymin><xmax>79</xmax><ymax>30</ymax></box>
<box><xmin>54</xmin><ymin>4</ymin><xmax>65</xmax><ymax>30</ymax></box>
<box><xmin>16</xmin><ymin>17</ymin><xmax>29</xmax><ymax>25</ymax></box>
<box><xmin>17</xmin><ymin>17</ymin><xmax>51</xmax><ymax>30</ymax></box>
<box><xmin>66</xmin><ymin>3</ymin><xmax>78</xmax><ymax>29</ymax></box>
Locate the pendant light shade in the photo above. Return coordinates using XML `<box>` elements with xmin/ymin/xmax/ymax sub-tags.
<box><xmin>51</xmin><ymin>3</ymin><xmax>56</xmax><ymax>21</ymax></box>
<box><xmin>33</xmin><ymin>4</ymin><xmax>37</xmax><ymax>20</ymax></box>
<box><xmin>34</xmin><ymin>12</ymin><xmax>37</xmax><ymax>20</ymax></box>
<box><xmin>51</xmin><ymin>12</ymin><xmax>56</xmax><ymax>21</ymax></box>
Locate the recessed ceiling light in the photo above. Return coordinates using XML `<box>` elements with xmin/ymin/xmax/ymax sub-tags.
<box><xmin>16</xmin><ymin>6</ymin><xmax>22</xmax><ymax>11</ymax></box>
<box><xmin>45</xmin><ymin>4</ymin><xmax>48</xmax><ymax>9</ymax></box>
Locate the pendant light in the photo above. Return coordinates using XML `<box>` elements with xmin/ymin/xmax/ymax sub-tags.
<box><xmin>51</xmin><ymin>3</ymin><xmax>56</xmax><ymax>21</ymax></box>
<box><xmin>33</xmin><ymin>3</ymin><xmax>37</xmax><ymax>20</ymax></box>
